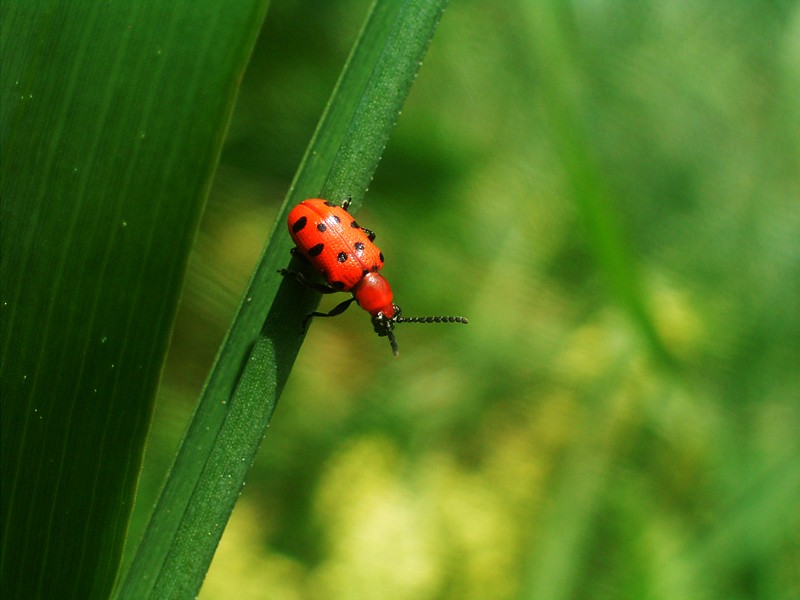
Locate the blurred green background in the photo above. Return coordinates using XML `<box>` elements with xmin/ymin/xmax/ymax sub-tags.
<box><xmin>128</xmin><ymin>1</ymin><xmax>800</xmax><ymax>599</ymax></box>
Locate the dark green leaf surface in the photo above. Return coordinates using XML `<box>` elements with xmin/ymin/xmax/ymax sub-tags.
<box><xmin>0</xmin><ymin>1</ymin><xmax>268</xmax><ymax>598</ymax></box>
<box><xmin>116</xmin><ymin>1</ymin><xmax>449</xmax><ymax>598</ymax></box>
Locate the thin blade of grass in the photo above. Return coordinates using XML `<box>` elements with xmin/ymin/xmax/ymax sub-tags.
<box><xmin>114</xmin><ymin>1</ymin><xmax>449</xmax><ymax>598</ymax></box>
<box><xmin>524</xmin><ymin>2</ymin><xmax>676</xmax><ymax>368</ymax></box>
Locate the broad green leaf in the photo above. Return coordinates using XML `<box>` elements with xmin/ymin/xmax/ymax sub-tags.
<box><xmin>115</xmin><ymin>1</ymin><xmax>449</xmax><ymax>598</ymax></box>
<box><xmin>0</xmin><ymin>1</ymin><xmax>268</xmax><ymax>599</ymax></box>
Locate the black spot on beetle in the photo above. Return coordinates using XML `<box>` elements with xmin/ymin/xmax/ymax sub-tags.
<box><xmin>379</xmin><ymin>252</ymin><xmax>385</xmax><ymax>263</ymax></box>
<box><xmin>331</xmin><ymin>214</ymin><xmax>341</xmax><ymax>224</ymax></box>
<box><xmin>371</xmin><ymin>265</ymin><xmax>380</xmax><ymax>272</ymax></box>
<box><xmin>292</xmin><ymin>216</ymin><xmax>307</xmax><ymax>233</ymax></box>
<box><xmin>317</xmin><ymin>222</ymin><xmax>327</xmax><ymax>232</ymax></box>
<box><xmin>308</xmin><ymin>243</ymin><xmax>324</xmax><ymax>257</ymax></box>
<box><xmin>362</xmin><ymin>269</ymin><xmax>369</xmax><ymax>277</ymax></box>
<box><xmin>324</xmin><ymin>201</ymin><xmax>335</xmax><ymax>207</ymax></box>
<box><xmin>354</xmin><ymin>242</ymin><xmax>365</xmax><ymax>252</ymax></box>
<box><xmin>337</xmin><ymin>252</ymin><xmax>348</xmax><ymax>263</ymax></box>
<box><xmin>350</xmin><ymin>220</ymin><xmax>360</xmax><ymax>229</ymax></box>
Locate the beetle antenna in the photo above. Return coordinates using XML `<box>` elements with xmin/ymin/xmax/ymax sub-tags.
<box><xmin>387</xmin><ymin>315</ymin><xmax>468</xmax><ymax>356</ymax></box>
<box><xmin>395</xmin><ymin>316</ymin><xmax>469</xmax><ymax>325</ymax></box>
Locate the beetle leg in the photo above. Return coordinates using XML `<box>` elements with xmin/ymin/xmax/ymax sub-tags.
<box><xmin>289</xmin><ymin>247</ymin><xmax>310</xmax><ymax>264</ymax></box>
<box><xmin>301</xmin><ymin>297</ymin><xmax>357</xmax><ymax>332</ymax></box>
<box><xmin>338</xmin><ymin>197</ymin><xmax>375</xmax><ymax>240</ymax></box>
<box><xmin>279</xmin><ymin>269</ymin><xmax>338</xmax><ymax>294</ymax></box>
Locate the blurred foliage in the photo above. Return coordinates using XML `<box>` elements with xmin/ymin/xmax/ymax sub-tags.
<box><xmin>129</xmin><ymin>1</ymin><xmax>800</xmax><ymax>599</ymax></box>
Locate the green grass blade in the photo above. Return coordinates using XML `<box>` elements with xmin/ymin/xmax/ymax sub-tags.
<box><xmin>0</xmin><ymin>1</ymin><xmax>268</xmax><ymax>599</ymax></box>
<box><xmin>524</xmin><ymin>3</ymin><xmax>676</xmax><ymax>368</ymax></box>
<box><xmin>115</xmin><ymin>1</ymin><xmax>449</xmax><ymax>598</ymax></box>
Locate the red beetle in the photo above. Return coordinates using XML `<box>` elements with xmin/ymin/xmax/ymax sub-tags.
<box><xmin>280</xmin><ymin>198</ymin><xmax>468</xmax><ymax>355</ymax></box>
